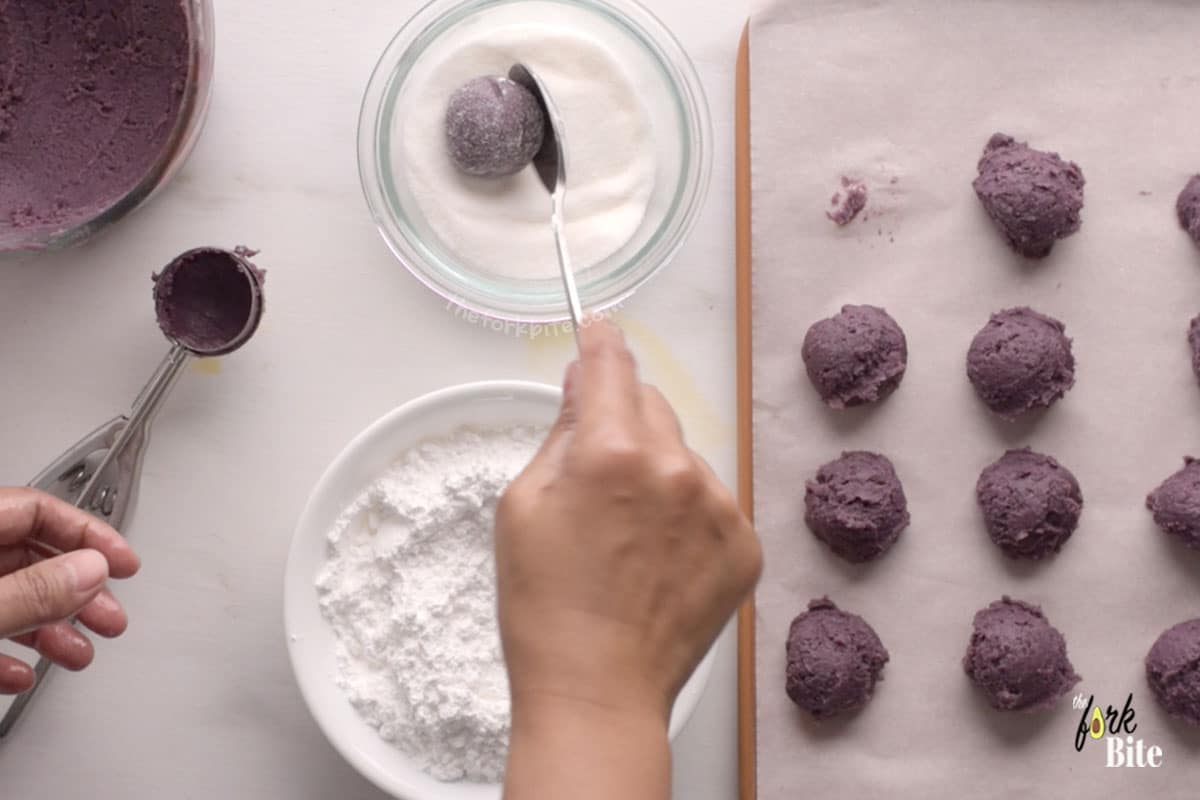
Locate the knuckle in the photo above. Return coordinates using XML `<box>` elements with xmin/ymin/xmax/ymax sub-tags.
<box><xmin>657</xmin><ymin>458</ymin><xmax>704</xmax><ymax>502</ymax></box>
<box><xmin>579</xmin><ymin>435</ymin><xmax>649</xmax><ymax>479</ymax></box>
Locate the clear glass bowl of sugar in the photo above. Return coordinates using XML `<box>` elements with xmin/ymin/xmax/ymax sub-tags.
<box><xmin>358</xmin><ymin>0</ymin><xmax>712</xmax><ymax>323</ymax></box>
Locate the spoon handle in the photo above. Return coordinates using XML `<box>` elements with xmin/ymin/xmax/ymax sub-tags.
<box><xmin>551</xmin><ymin>196</ymin><xmax>584</xmax><ymax>350</ymax></box>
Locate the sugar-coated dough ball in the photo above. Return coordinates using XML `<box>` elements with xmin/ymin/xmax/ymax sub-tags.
<box><xmin>972</xmin><ymin>133</ymin><xmax>1085</xmax><ymax>258</ymax></box>
<box><xmin>785</xmin><ymin>598</ymin><xmax>889</xmax><ymax>720</ymax></box>
<box><xmin>963</xmin><ymin>597</ymin><xmax>1080</xmax><ymax>712</ymax></box>
<box><xmin>976</xmin><ymin>448</ymin><xmax>1083</xmax><ymax>560</ymax></box>
<box><xmin>445</xmin><ymin>76</ymin><xmax>545</xmax><ymax>178</ymax></box>
<box><xmin>967</xmin><ymin>307</ymin><xmax>1075</xmax><ymax>419</ymax></box>
<box><xmin>801</xmin><ymin>304</ymin><xmax>908</xmax><ymax>409</ymax></box>
<box><xmin>804</xmin><ymin>451</ymin><xmax>909</xmax><ymax>563</ymax></box>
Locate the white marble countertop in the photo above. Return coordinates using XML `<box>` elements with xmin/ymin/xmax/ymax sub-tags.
<box><xmin>0</xmin><ymin>1</ymin><xmax>746</xmax><ymax>796</ymax></box>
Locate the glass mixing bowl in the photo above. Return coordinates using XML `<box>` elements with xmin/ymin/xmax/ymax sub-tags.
<box><xmin>0</xmin><ymin>0</ymin><xmax>215</xmax><ymax>253</ymax></box>
<box><xmin>359</xmin><ymin>0</ymin><xmax>712</xmax><ymax>323</ymax></box>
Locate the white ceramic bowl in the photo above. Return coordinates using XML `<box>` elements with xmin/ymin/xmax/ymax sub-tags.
<box><xmin>285</xmin><ymin>380</ymin><xmax>715</xmax><ymax>800</ymax></box>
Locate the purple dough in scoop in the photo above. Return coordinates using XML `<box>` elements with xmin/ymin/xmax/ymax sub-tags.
<box><xmin>1146</xmin><ymin>458</ymin><xmax>1200</xmax><ymax>551</ymax></box>
<box><xmin>153</xmin><ymin>247</ymin><xmax>266</xmax><ymax>355</ymax></box>
<box><xmin>785</xmin><ymin>597</ymin><xmax>889</xmax><ymax>719</ymax></box>
<box><xmin>963</xmin><ymin>597</ymin><xmax>1080</xmax><ymax>712</ymax></box>
<box><xmin>967</xmin><ymin>307</ymin><xmax>1075</xmax><ymax>419</ymax></box>
<box><xmin>804</xmin><ymin>451</ymin><xmax>909</xmax><ymax>563</ymax></box>
<box><xmin>801</xmin><ymin>304</ymin><xmax>907</xmax><ymax>409</ymax></box>
<box><xmin>972</xmin><ymin>133</ymin><xmax>1085</xmax><ymax>258</ymax></box>
<box><xmin>1146</xmin><ymin>619</ymin><xmax>1200</xmax><ymax>724</ymax></box>
<box><xmin>1177</xmin><ymin>175</ymin><xmax>1200</xmax><ymax>248</ymax></box>
<box><xmin>976</xmin><ymin>448</ymin><xmax>1082</xmax><ymax>560</ymax></box>
<box><xmin>445</xmin><ymin>76</ymin><xmax>545</xmax><ymax>178</ymax></box>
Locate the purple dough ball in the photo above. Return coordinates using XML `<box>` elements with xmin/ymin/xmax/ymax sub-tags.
<box><xmin>1146</xmin><ymin>619</ymin><xmax>1200</xmax><ymax>724</ymax></box>
<box><xmin>1190</xmin><ymin>315</ymin><xmax>1200</xmax><ymax>385</ymax></box>
<box><xmin>785</xmin><ymin>597</ymin><xmax>889</xmax><ymax>719</ymax></box>
<box><xmin>1146</xmin><ymin>458</ymin><xmax>1200</xmax><ymax>550</ymax></box>
<box><xmin>804</xmin><ymin>451</ymin><xmax>909</xmax><ymax>563</ymax></box>
<box><xmin>963</xmin><ymin>597</ymin><xmax>1080</xmax><ymax>712</ymax></box>
<box><xmin>801</xmin><ymin>304</ymin><xmax>908</xmax><ymax>409</ymax></box>
<box><xmin>1177</xmin><ymin>175</ymin><xmax>1200</xmax><ymax>248</ymax></box>
<box><xmin>445</xmin><ymin>76</ymin><xmax>545</xmax><ymax>178</ymax></box>
<box><xmin>976</xmin><ymin>448</ymin><xmax>1083</xmax><ymax>560</ymax></box>
<box><xmin>972</xmin><ymin>133</ymin><xmax>1085</xmax><ymax>258</ymax></box>
<box><xmin>967</xmin><ymin>307</ymin><xmax>1075</xmax><ymax>419</ymax></box>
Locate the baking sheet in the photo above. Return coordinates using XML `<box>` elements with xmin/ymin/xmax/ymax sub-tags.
<box><xmin>749</xmin><ymin>2</ymin><xmax>1200</xmax><ymax>797</ymax></box>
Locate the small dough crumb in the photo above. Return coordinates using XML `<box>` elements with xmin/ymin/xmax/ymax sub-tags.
<box><xmin>827</xmin><ymin>177</ymin><xmax>867</xmax><ymax>226</ymax></box>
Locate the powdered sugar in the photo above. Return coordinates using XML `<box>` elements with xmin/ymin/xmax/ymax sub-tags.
<box><xmin>315</xmin><ymin>425</ymin><xmax>544</xmax><ymax>783</ymax></box>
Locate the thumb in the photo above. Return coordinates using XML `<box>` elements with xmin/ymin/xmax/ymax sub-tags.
<box><xmin>0</xmin><ymin>549</ymin><xmax>108</xmax><ymax>638</ymax></box>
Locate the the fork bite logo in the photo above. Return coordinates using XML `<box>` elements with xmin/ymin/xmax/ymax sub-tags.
<box><xmin>1073</xmin><ymin>692</ymin><xmax>1163</xmax><ymax>767</ymax></box>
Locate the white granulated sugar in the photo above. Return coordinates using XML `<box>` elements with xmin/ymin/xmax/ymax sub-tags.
<box><xmin>399</xmin><ymin>22</ymin><xmax>656</xmax><ymax>281</ymax></box>
<box><xmin>315</xmin><ymin>425</ymin><xmax>545</xmax><ymax>783</ymax></box>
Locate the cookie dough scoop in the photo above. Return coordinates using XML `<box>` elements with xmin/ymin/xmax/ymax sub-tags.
<box><xmin>1</xmin><ymin>247</ymin><xmax>266</xmax><ymax>738</ymax></box>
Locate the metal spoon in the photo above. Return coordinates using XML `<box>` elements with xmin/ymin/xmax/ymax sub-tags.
<box><xmin>509</xmin><ymin>64</ymin><xmax>584</xmax><ymax>346</ymax></box>
<box><xmin>0</xmin><ymin>246</ymin><xmax>265</xmax><ymax>739</ymax></box>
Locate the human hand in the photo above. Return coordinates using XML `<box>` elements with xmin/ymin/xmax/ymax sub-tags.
<box><xmin>0</xmin><ymin>488</ymin><xmax>140</xmax><ymax>694</ymax></box>
<box><xmin>495</xmin><ymin>320</ymin><xmax>762</xmax><ymax>727</ymax></box>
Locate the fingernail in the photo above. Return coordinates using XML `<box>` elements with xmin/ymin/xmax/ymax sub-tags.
<box><xmin>64</xmin><ymin>550</ymin><xmax>108</xmax><ymax>596</ymax></box>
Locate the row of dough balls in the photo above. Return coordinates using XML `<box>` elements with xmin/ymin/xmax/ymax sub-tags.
<box><xmin>801</xmin><ymin>303</ymin><xmax>1200</xmax><ymax>420</ymax></box>
<box><xmin>785</xmin><ymin>596</ymin><xmax>1200</xmax><ymax>723</ymax></box>
<box><xmin>805</xmin><ymin>449</ymin><xmax>1200</xmax><ymax>564</ymax></box>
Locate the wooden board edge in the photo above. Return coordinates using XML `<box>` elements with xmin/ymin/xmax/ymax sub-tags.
<box><xmin>735</xmin><ymin>20</ymin><xmax>757</xmax><ymax>800</ymax></box>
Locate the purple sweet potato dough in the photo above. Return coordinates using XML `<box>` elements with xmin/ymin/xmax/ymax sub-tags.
<box><xmin>0</xmin><ymin>0</ymin><xmax>190</xmax><ymax>234</ymax></box>
<box><xmin>972</xmin><ymin>133</ymin><xmax>1085</xmax><ymax>258</ymax></box>
<box><xmin>1177</xmin><ymin>175</ymin><xmax>1200</xmax><ymax>248</ymax></box>
<box><xmin>801</xmin><ymin>305</ymin><xmax>907</xmax><ymax>409</ymax></box>
<box><xmin>153</xmin><ymin>247</ymin><xmax>266</xmax><ymax>356</ymax></box>
<box><xmin>967</xmin><ymin>307</ymin><xmax>1075</xmax><ymax>419</ymax></box>
<box><xmin>976</xmin><ymin>448</ymin><xmax>1083</xmax><ymax>560</ymax></box>
<box><xmin>1146</xmin><ymin>458</ymin><xmax>1200</xmax><ymax>551</ymax></box>
<box><xmin>963</xmin><ymin>597</ymin><xmax>1080</xmax><ymax>712</ymax></box>
<box><xmin>804</xmin><ymin>451</ymin><xmax>909</xmax><ymax>563</ymax></box>
<box><xmin>445</xmin><ymin>76</ymin><xmax>545</xmax><ymax>178</ymax></box>
<box><xmin>1146</xmin><ymin>619</ymin><xmax>1200</xmax><ymax>724</ymax></box>
<box><xmin>827</xmin><ymin>178</ymin><xmax>867</xmax><ymax>226</ymax></box>
<box><xmin>785</xmin><ymin>597</ymin><xmax>889</xmax><ymax>720</ymax></box>
<box><xmin>1190</xmin><ymin>315</ymin><xmax>1200</xmax><ymax>385</ymax></box>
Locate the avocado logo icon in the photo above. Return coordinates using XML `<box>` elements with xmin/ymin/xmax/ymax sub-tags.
<box><xmin>1090</xmin><ymin>706</ymin><xmax>1105</xmax><ymax>739</ymax></box>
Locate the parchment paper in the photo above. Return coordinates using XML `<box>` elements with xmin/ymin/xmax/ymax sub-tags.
<box><xmin>750</xmin><ymin>2</ymin><xmax>1200</xmax><ymax>797</ymax></box>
